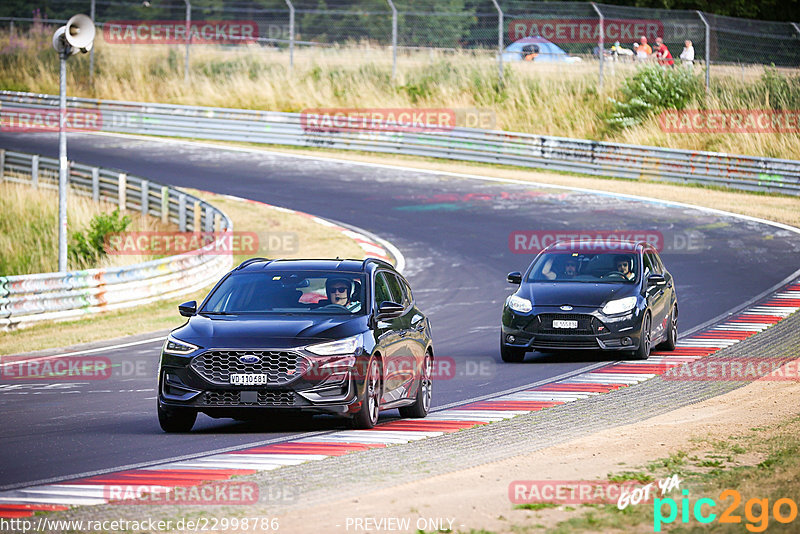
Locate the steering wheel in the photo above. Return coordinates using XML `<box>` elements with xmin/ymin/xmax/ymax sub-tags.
<box><xmin>604</xmin><ymin>271</ymin><xmax>627</xmax><ymax>280</ymax></box>
<box><xmin>317</xmin><ymin>304</ymin><xmax>349</xmax><ymax>311</ymax></box>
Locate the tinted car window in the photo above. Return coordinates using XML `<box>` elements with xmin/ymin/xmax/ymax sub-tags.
<box><xmin>383</xmin><ymin>272</ymin><xmax>405</xmax><ymax>305</ymax></box>
<box><xmin>374</xmin><ymin>273</ymin><xmax>394</xmax><ymax>305</ymax></box>
<box><xmin>401</xmin><ymin>279</ymin><xmax>414</xmax><ymax>306</ymax></box>
<box><xmin>643</xmin><ymin>253</ymin><xmax>655</xmax><ymax>277</ymax></box>
<box><xmin>202</xmin><ymin>271</ymin><xmax>366</xmax><ymax>314</ymax></box>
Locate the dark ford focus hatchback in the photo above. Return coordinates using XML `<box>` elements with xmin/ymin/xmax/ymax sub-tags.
<box><xmin>501</xmin><ymin>240</ymin><xmax>678</xmax><ymax>362</ymax></box>
<box><xmin>158</xmin><ymin>258</ymin><xmax>434</xmax><ymax>432</ymax></box>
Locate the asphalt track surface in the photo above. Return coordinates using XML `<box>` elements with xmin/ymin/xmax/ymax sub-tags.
<box><xmin>2</xmin><ymin>132</ymin><xmax>799</xmax><ymax>490</ymax></box>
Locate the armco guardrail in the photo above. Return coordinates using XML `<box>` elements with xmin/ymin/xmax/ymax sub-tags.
<box><xmin>2</xmin><ymin>91</ymin><xmax>800</xmax><ymax>195</ymax></box>
<box><xmin>0</xmin><ymin>149</ymin><xmax>233</xmax><ymax>330</ymax></box>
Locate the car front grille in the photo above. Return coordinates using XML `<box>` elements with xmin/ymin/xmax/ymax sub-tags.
<box><xmin>202</xmin><ymin>390</ymin><xmax>296</xmax><ymax>406</ymax></box>
<box><xmin>190</xmin><ymin>350</ymin><xmax>307</xmax><ymax>386</ymax></box>
<box><xmin>535</xmin><ymin>314</ymin><xmax>601</xmax><ymax>335</ymax></box>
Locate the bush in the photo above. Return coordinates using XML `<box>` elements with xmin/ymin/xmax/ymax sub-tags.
<box><xmin>69</xmin><ymin>209</ymin><xmax>131</xmax><ymax>267</ymax></box>
<box><xmin>605</xmin><ymin>65</ymin><xmax>703</xmax><ymax>130</ymax></box>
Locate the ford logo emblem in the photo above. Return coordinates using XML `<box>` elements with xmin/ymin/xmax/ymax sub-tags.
<box><xmin>239</xmin><ymin>355</ymin><xmax>259</xmax><ymax>364</ymax></box>
<box><xmin>560</xmin><ymin>305</ymin><xmax>573</xmax><ymax>311</ymax></box>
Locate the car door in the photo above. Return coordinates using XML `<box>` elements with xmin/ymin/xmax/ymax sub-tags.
<box><xmin>380</xmin><ymin>272</ymin><xmax>416</xmax><ymax>402</ymax></box>
<box><xmin>373</xmin><ymin>271</ymin><xmax>406</xmax><ymax>403</ymax></box>
<box><xmin>390</xmin><ymin>273</ymin><xmax>426</xmax><ymax>396</ymax></box>
<box><xmin>643</xmin><ymin>249</ymin><xmax>669</xmax><ymax>339</ymax></box>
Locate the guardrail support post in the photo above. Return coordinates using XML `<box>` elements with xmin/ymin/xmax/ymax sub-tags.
<box><xmin>179</xmin><ymin>194</ymin><xmax>187</xmax><ymax>232</ymax></box>
<box><xmin>161</xmin><ymin>186</ymin><xmax>169</xmax><ymax>224</ymax></box>
<box><xmin>31</xmin><ymin>155</ymin><xmax>40</xmax><ymax>189</ymax></box>
<box><xmin>141</xmin><ymin>180</ymin><xmax>149</xmax><ymax>215</ymax></box>
<box><xmin>696</xmin><ymin>11</ymin><xmax>711</xmax><ymax>92</ymax></box>
<box><xmin>490</xmin><ymin>0</ymin><xmax>503</xmax><ymax>87</ymax></box>
<box><xmin>193</xmin><ymin>200</ymin><xmax>202</xmax><ymax>232</ymax></box>
<box><xmin>91</xmin><ymin>167</ymin><xmax>99</xmax><ymax>202</ymax></box>
<box><xmin>118</xmin><ymin>173</ymin><xmax>127</xmax><ymax>210</ymax></box>
<box><xmin>591</xmin><ymin>3</ymin><xmax>604</xmax><ymax>89</ymax></box>
<box><xmin>386</xmin><ymin>0</ymin><xmax>398</xmax><ymax>81</ymax></box>
<box><xmin>214</xmin><ymin>212</ymin><xmax>222</xmax><ymax>233</ymax></box>
<box><xmin>205</xmin><ymin>207</ymin><xmax>214</xmax><ymax>232</ymax></box>
<box><xmin>0</xmin><ymin>149</ymin><xmax>5</xmax><ymax>182</ymax></box>
<box><xmin>284</xmin><ymin>0</ymin><xmax>295</xmax><ymax>73</ymax></box>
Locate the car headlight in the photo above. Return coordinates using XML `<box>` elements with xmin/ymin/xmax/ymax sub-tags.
<box><xmin>163</xmin><ymin>335</ymin><xmax>200</xmax><ymax>355</ymax></box>
<box><xmin>507</xmin><ymin>295</ymin><xmax>533</xmax><ymax>314</ymax></box>
<box><xmin>306</xmin><ymin>334</ymin><xmax>363</xmax><ymax>356</ymax></box>
<box><xmin>602</xmin><ymin>296</ymin><xmax>638</xmax><ymax>315</ymax></box>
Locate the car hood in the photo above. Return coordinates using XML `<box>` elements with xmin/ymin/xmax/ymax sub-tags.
<box><xmin>520</xmin><ymin>282</ymin><xmax>636</xmax><ymax>308</ymax></box>
<box><xmin>172</xmin><ymin>314</ymin><xmax>368</xmax><ymax>349</ymax></box>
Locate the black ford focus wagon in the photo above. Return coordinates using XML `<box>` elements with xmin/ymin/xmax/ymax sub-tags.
<box><xmin>158</xmin><ymin>258</ymin><xmax>434</xmax><ymax>432</ymax></box>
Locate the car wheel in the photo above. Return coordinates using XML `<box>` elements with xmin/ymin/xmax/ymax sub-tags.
<box><xmin>500</xmin><ymin>333</ymin><xmax>526</xmax><ymax>363</ymax></box>
<box><xmin>157</xmin><ymin>402</ymin><xmax>197</xmax><ymax>432</ymax></box>
<box><xmin>352</xmin><ymin>358</ymin><xmax>381</xmax><ymax>429</ymax></box>
<box><xmin>657</xmin><ymin>305</ymin><xmax>678</xmax><ymax>351</ymax></box>
<box><xmin>628</xmin><ymin>312</ymin><xmax>652</xmax><ymax>360</ymax></box>
<box><xmin>399</xmin><ymin>352</ymin><xmax>433</xmax><ymax>419</ymax></box>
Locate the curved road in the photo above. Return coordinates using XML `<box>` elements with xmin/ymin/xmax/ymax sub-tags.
<box><xmin>1</xmin><ymin>132</ymin><xmax>798</xmax><ymax>489</ymax></box>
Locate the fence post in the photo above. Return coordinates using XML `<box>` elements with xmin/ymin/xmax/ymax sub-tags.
<box><xmin>179</xmin><ymin>193</ymin><xmax>187</xmax><ymax>232</ymax></box>
<box><xmin>141</xmin><ymin>179</ymin><xmax>149</xmax><ymax>215</ymax></box>
<box><xmin>591</xmin><ymin>3</ymin><xmax>604</xmax><ymax>89</ymax></box>
<box><xmin>31</xmin><ymin>155</ymin><xmax>39</xmax><ymax>189</ymax></box>
<box><xmin>284</xmin><ymin>0</ymin><xmax>295</xmax><ymax>73</ymax></box>
<box><xmin>490</xmin><ymin>0</ymin><xmax>503</xmax><ymax>87</ymax></box>
<box><xmin>161</xmin><ymin>186</ymin><xmax>169</xmax><ymax>224</ymax></box>
<box><xmin>193</xmin><ymin>200</ymin><xmax>202</xmax><ymax>231</ymax></box>
<box><xmin>91</xmin><ymin>167</ymin><xmax>99</xmax><ymax>202</ymax></box>
<box><xmin>792</xmin><ymin>22</ymin><xmax>800</xmax><ymax>37</ymax></box>
<box><xmin>183</xmin><ymin>0</ymin><xmax>192</xmax><ymax>83</ymax></box>
<box><xmin>696</xmin><ymin>11</ymin><xmax>711</xmax><ymax>92</ymax></box>
<box><xmin>118</xmin><ymin>173</ymin><xmax>127</xmax><ymax>210</ymax></box>
<box><xmin>89</xmin><ymin>0</ymin><xmax>96</xmax><ymax>86</ymax></box>
<box><xmin>386</xmin><ymin>0</ymin><xmax>398</xmax><ymax>81</ymax></box>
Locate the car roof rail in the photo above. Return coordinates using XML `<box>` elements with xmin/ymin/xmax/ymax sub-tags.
<box><xmin>362</xmin><ymin>257</ymin><xmax>395</xmax><ymax>270</ymax></box>
<box><xmin>236</xmin><ymin>257</ymin><xmax>272</xmax><ymax>270</ymax></box>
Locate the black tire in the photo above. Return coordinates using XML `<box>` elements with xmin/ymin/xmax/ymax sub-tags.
<box><xmin>158</xmin><ymin>402</ymin><xmax>197</xmax><ymax>432</ymax></box>
<box><xmin>657</xmin><ymin>305</ymin><xmax>678</xmax><ymax>351</ymax></box>
<box><xmin>628</xmin><ymin>312</ymin><xmax>652</xmax><ymax>360</ymax></box>
<box><xmin>352</xmin><ymin>358</ymin><xmax>381</xmax><ymax>429</ymax></box>
<box><xmin>399</xmin><ymin>352</ymin><xmax>433</xmax><ymax>419</ymax></box>
<box><xmin>500</xmin><ymin>333</ymin><xmax>526</xmax><ymax>363</ymax></box>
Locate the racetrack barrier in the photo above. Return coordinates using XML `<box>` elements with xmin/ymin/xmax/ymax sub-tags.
<box><xmin>1</xmin><ymin>91</ymin><xmax>798</xmax><ymax>195</ymax></box>
<box><xmin>0</xmin><ymin>149</ymin><xmax>233</xmax><ymax>330</ymax></box>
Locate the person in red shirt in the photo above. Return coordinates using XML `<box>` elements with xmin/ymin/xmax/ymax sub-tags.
<box><xmin>654</xmin><ymin>37</ymin><xmax>675</xmax><ymax>67</ymax></box>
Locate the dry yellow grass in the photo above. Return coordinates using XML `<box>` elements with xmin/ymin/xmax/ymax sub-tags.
<box><xmin>2</xmin><ymin>30</ymin><xmax>798</xmax><ymax>159</ymax></box>
<box><xmin>0</xmin><ymin>181</ymin><xmax>176</xmax><ymax>275</ymax></box>
<box><xmin>0</xmin><ymin>187</ymin><xmax>375</xmax><ymax>355</ymax></box>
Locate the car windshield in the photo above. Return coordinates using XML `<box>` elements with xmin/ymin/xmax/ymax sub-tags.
<box><xmin>527</xmin><ymin>251</ymin><xmax>639</xmax><ymax>283</ymax></box>
<box><xmin>201</xmin><ymin>271</ymin><xmax>367</xmax><ymax>315</ymax></box>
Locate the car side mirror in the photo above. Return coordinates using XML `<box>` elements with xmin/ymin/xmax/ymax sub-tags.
<box><xmin>376</xmin><ymin>301</ymin><xmax>404</xmax><ymax>320</ymax></box>
<box><xmin>507</xmin><ymin>271</ymin><xmax>522</xmax><ymax>285</ymax></box>
<box><xmin>178</xmin><ymin>301</ymin><xmax>197</xmax><ymax>317</ymax></box>
<box><xmin>647</xmin><ymin>274</ymin><xmax>667</xmax><ymax>287</ymax></box>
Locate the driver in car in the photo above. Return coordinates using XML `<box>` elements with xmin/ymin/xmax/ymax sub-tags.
<box><xmin>325</xmin><ymin>278</ymin><xmax>361</xmax><ymax>312</ymax></box>
<box><xmin>614</xmin><ymin>255</ymin><xmax>635</xmax><ymax>281</ymax></box>
<box><xmin>563</xmin><ymin>258</ymin><xmax>579</xmax><ymax>278</ymax></box>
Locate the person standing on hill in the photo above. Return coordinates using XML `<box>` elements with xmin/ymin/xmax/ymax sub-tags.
<box><xmin>636</xmin><ymin>36</ymin><xmax>652</xmax><ymax>61</ymax></box>
<box><xmin>680</xmin><ymin>40</ymin><xmax>695</xmax><ymax>68</ymax></box>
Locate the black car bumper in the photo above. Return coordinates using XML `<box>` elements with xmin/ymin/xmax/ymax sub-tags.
<box><xmin>158</xmin><ymin>349</ymin><xmax>368</xmax><ymax>417</ymax></box>
<box><xmin>501</xmin><ymin>306</ymin><xmax>645</xmax><ymax>351</ymax></box>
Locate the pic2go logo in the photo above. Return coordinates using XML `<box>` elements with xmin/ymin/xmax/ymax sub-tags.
<box><xmin>654</xmin><ymin>489</ymin><xmax>798</xmax><ymax>532</ymax></box>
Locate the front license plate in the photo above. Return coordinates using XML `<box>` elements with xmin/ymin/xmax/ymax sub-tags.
<box><xmin>552</xmin><ymin>320</ymin><xmax>578</xmax><ymax>329</ymax></box>
<box><xmin>230</xmin><ymin>374</ymin><xmax>268</xmax><ymax>386</ymax></box>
